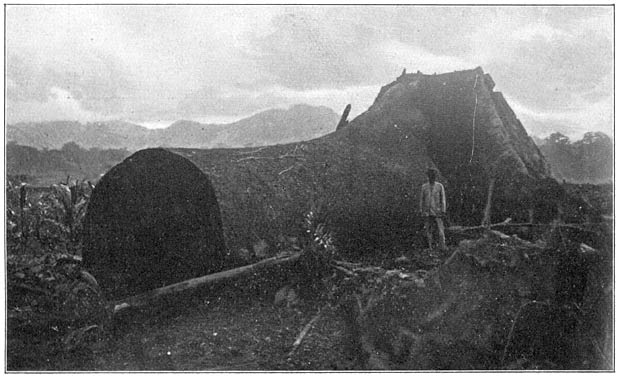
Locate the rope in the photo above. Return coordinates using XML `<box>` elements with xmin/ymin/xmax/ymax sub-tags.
<box><xmin>469</xmin><ymin>74</ymin><xmax>479</xmax><ymax>164</ymax></box>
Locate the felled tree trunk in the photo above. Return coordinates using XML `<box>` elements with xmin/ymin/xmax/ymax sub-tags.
<box><xmin>112</xmin><ymin>252</ymin><xmax>302</xmax><ymax>314</ymax></box>
<box><xmin>171</xmin><ymin>68</ymin><xmax>553</xmax><ymax>254</ymax></box>
<box><xmin>83</xmin><ymin>149</ymin><xmax>231</xmax><ymax>299</ymax></box>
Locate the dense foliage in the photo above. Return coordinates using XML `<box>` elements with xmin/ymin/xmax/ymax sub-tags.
<box><xmin>538</xmin><ymin>132</ymin><xmax>613</xmax><ymax>184</ymax></box>
<box><xmin>7</xmin><ymin>141</ymin><xmax>130</xmax><ymax>186</ymax></box>
<box><xmin>563</xmin><ymin>183</ymin><xmax>613</xmax><ymax>216</ymax></box>
<box><xmin>6</xmin><ymin>180</ymin><xmax>109</xmax><ymax>370</ymax></box>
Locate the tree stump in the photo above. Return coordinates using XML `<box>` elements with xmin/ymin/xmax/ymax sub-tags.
<box><xmin>82</xmin><ymin>148</ymin><xmax>230</xmax><ymax>299</ymax></box>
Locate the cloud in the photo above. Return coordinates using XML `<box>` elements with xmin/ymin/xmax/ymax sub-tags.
<box><xmin>486</xmin><ymin>33</ymin><xmax>612</xmax><ymax>109</ymax></box>
<box><xmin>4</xmin><ymin>4</ymin><xmax>613</xmax><ymax>139</ymax></box>
<box><xmin>6</xmin><ymin>87</ymin><xmax>98</xmax><ymax>123</ymax></box>
<box><xmin>178</xmin><ymin>83</ymin><xmax>379</xmax><ymax>118</ymax></box>
<box><xmin>178</xmin><ymin>86</ymin><xmax>283</xmax><ymax>117</ymax></box>
<box><xmin>507</xmin><ymin>95</ymin><xmax>613</xmax><ymax>139</ymax></box>
<box><xmin>6</xmin><ymin>50</ymin><xmax>136</xmax><ymax>116</ymax></box>
<box><xmin>380</xmin><ymin>40</ymin><xmax>473</xmax><ymax>74</ymax></box>
<box><xmin>513</xmin><ymin>23</ymin><xmax>569</xmax><ymax>42</ymax></box>
<box><xmin>248</xmin><ymin>11</ymin><xmax>397</xmax><ymax>90</ymax></box>
<box><xmin>472</xmin><ymin>11</ymin><xmax>612</xmax><ymax>94</ymax></box>
<box><xmin>5</xmin><ymin>5</ymin><xmax>285</xmax><ymax>121</ymax></box>
<box><xmin>465</xmin><ymin>9</ymin><xmax>613</xmax><ymax>138</ymax></box>
<box><xmin>246</xmin><ymin>8</ymin><xmax>477</xmax><ymax>90</ymax></box>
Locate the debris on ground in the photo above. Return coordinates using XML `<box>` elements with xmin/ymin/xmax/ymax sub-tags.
<box><xmin>330</xmin><ymin>229</ymin><xmax>612</xmax><ymax>370</ymax></box>
<box><xmin>7</xmin><ymin>252</ymin><xmax>109</xmax><ymax>370</ymax></box>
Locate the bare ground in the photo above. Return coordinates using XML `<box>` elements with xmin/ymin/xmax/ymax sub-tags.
<box><xmin>94</xmin><ymin>293</ymin><xmax>348</xmax><ymax>371</ymax></box>
<box><xmin>8</xmin><ymin>234</ymin><xmax>611</xmax><ymax>371</ymax></box>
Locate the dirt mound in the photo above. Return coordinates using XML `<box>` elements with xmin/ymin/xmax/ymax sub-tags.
<box><xmin>82</xmin><ymin>148</ymin><xmax>230</xmax><ymax>299</ymax></box>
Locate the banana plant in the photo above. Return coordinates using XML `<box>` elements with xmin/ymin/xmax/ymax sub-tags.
<box><xmin>7</xmin><ymin>179</ymin><xmax>94</xmax><ymax>256</ymax></box>
<box><xmin>47</xmin><ymin>179</ymin><xmax>93</xmax><ymax>247</ymax></box>
<box><xmin>6</xmin><ymin>182</ymin><xmax>35</xmax><ymax>253</ymax></box>
<box><xmin>304</xmin><ymin>203</ymin><xmax>337</xmax><ymax>259</ymax></box>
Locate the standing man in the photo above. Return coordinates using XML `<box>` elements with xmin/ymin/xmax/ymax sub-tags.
<box><xmin>419</xmin><ymin>168</ymin><xmax>447</xmax><ymax>250</ymax></box>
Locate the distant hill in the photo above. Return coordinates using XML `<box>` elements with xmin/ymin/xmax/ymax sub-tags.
<box><xmin>215</xmin><ymin>104</ymin><xmax>339</xmax><ymax>147</ymax></box>
<box><xmin>6</xmin><ymin>104</ymin><xmax>339</xmax><ymax>150</ymax></box>
<box><xmin>6</xmin><ymin>120</ymin><xmax>152</xmax><ymax>150</ymax></box>
<box><xmin>7</xmin><ymin>142</ymin><xmax>131</xmax><ymax>186</ymax></box>
<box><xmin>535</xmin><ymin>132</ymin><xmax>613</xmax><ymax>184</ymax></box>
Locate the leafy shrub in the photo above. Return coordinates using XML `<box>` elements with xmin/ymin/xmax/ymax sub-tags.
<box><xmin>6</xmin><ymin>179</ymin><xmax>109</xmax><ymax>370</ymax></box>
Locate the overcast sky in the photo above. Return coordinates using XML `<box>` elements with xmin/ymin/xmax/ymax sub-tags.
<box><xmin>5</xmin><ymin>5</ymin><xmax>614</xmax><ymax>139</ymax></box>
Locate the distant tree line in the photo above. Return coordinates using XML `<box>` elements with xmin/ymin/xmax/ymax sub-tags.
<box><xmin>7</xmin><ymin>142</ymin><xmax>131</xmax><ymax>186</ymax></box>
<box><xmin>538</xmin><ymin>132</ymin><xmax>613</xmax><ymax>184</ymax></box>
<box><xmin>7</xmin><ymin>130</ymin><xmax>612</xmax><ymax>187</ymax></box>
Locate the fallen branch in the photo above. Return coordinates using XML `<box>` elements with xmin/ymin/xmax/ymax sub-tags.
<box><xmin>287</xmin><ymin>307</ymin><xmax>325</xmax><ymax>359</ymax></box>
<box><xmin>332</xmin><ymin>264</ymin><xmax>356</xmax><ymax>277</ymax></box>
<box><xmin>237</xmin><ymin>147</ymin><xmax>267</xmax><ymax>155</ymax></box>
<box><xmin>448</xmin><ymin>218</ymin><xmax>511</xmax><ymax>232</ymax></box>
<box><xmin>494</xmin><ymin>223</ymin><xmax>597</xmax><ymax>232</ymax></box>
<box><xmin>332</xmin><ymin>260</ymin><xmax>386</xmax><ymax>276</ymax></box>
<box><xmin>278</xmin><ymin>164</ymin><xmax>298</xmax><ymax>175</ymax></box>
<box><xmin>113</xmin><ymin>252</ymin><xmax>302</xmax><ymax>314</ymax></box>
<box><xmin>443</xmin><ymin>248</ymin><xmax>461</xmax><ymax>266</ymax></box>
<box><xmin>453</xmin><ymin>220</ymin><xmax>601</xmax><ymax>234</ymax></box>
<box><xmin>235</xmin><ymin>154</ymin><xmax>306</xmax><ymax>163</ymax></box>
<box><xmin>334</xmin><ymin>260</ymin><xmax>363</xmax><ymax>269</ymax></box>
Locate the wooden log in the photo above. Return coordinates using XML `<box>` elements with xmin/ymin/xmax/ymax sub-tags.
<box><xmin>112</xmin><ymin>252</ymin><xmax>302</xmax><ymax>314</ymax></box>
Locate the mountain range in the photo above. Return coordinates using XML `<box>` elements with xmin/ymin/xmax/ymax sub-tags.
<box><xmin>7</xmin><ymin>104</ymin><xmax>339</xmax><ymax>151</ymax></box>
<box><xmin>6</xmin><ymin>100</ymin><xmax>613</xmax><ymax>186</ymax></box>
